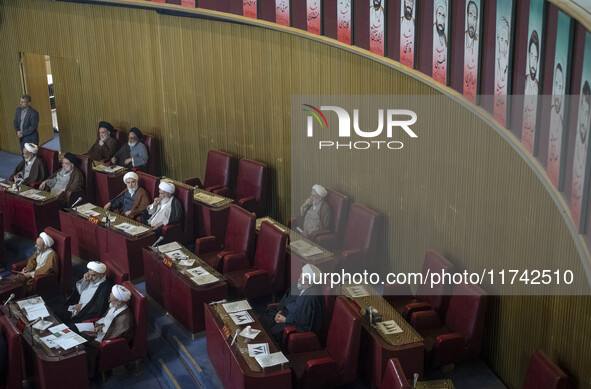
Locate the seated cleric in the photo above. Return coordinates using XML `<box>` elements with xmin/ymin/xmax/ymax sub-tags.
<box><xmin>104</xmin><ymin>172</ymin><xmax>150</xmax><ymax>219</ymax></box>
<box><xmin>295</xmin><ymin>184</ymin><xmax>333</xmax><ymax>238</ymax></box>
<box><xmin>39</xmin><ymin>152</ymin><xmax>84</xmax><ymax>206</ymax></box>
<box><xmin>62</xmin><ymin>261</ymin><xmax>113</xmax><ymax>325</ymax></box>
<box><xmin>140</xmin><ymin>181</ymin><xmax>183</xmax><ymax>236</ymax></box>
<box><xmin>111</xmin><ymin>127</ymin><xmax>148</xmax><ymax>169</ymax></box>
<box><xmin>82</xmin><ymin>284</ymin><xmax>134</xmax><ymax>377</ymax></box>
<box><xmin>260</xmin><ymin>264</ymin><xmax>325</xmax><ymax>344</ymax></box>
<box><xmin>13</xmin><ymin>232</ymin><xmax>59</xmax><ymax>294</ymax></box>
<box><xmin>11</xmin><ymin>142</ymin><xmax>48</xmax><ymax>187</ymax></box>
<box><xmin>87</xmin><ymin>121</ymin><xmax>118</xmax><ymax>161</ymax></box>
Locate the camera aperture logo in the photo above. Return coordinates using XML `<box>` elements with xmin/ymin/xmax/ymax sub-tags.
<box><xmin>302</xmin><ymin>104</ymin><xmax>418</xmax><ymax>150</ymax></box>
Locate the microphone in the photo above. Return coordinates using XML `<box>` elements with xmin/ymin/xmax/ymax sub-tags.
<box><xmin>2</xmin><ymin>293</ymin><xmax>15</xmax><ymax>307</ymax></box>
<box><xmin>413</xmin><ymin>373</ymin><xmax>419</xmax><ymax>388</ymax></box>
<box><xmin>105</xmin><ymin>210</ymin><xmax>110</xmax><ymax>227</ymax></box>
<box><xmin>26</xmin><ymin>317</ymin><xmax>43</xmax><ymax>328</ymax></box>
<box><xmin>230</xmin><ymin>329</ymin><xmax>241</xmax><ymax>346</ymax></box>
<box><xmin>208</xmin><ymin>299</ymin><xmax>227</xmax><ymax>306</ymax></box>
<box><xmin>150</xmin><ymin>236</ymin><xmax>164</xmax><ymax>249</ymax></box>
<box><xmin>71</xmin><ymin>197</ymin><xmax>83</xmax><ymax>211</ymax></box>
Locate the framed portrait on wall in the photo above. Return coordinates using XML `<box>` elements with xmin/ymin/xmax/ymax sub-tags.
<box><xmin>463</xmin><ymin>0</ymin><xmax>483</xmax><ymax>104</ymax></box>
<box><xmin>520</xmin><ymin>0</ymin><xmax>545</xmax><ymax>155</ymax></box>
<box><xmin>547</xmin><ymin>11</ymin><xmax>574</xmax><ymax>191</ymax></box>
<box><xmin>432</xmin><ymin>0</ymin><xmax>450</xmax><ymax>85</ymax></box>
<box><xmin>571</xmin><ymin>32</ymin><xmax>591</xmax><ymax>233</ymax></box>
<box><xmin>337</xmin><ymin>0</ymin><xmax>353</xmax><ymax>45</ymax></box>
<box><xmin>493</xmin><ymin>0</ymin><xmax>515</xmax><ymax>128</ymax></box>
<box><xmin>243</xmin><ymin>0</ymin><xmax>257</xmax><ymax>18</ymax></box>
<box><xmin>307</xmin><ymin>0</ymin><xmax>322</xmax><ymax>35</ymax></box>
<box><xmin>370</xmin><ymin>0</ymin><xmax>385</xmax><ymax>56</ymax></box>
<box><xmin>276</xmin><ymin>0</ymin><xmax>291</xmax><ymax>26</ymax></box>
<box><xmin>400</xmin><ymin>0</ymin><xmax>417</xmax><ymax>68</ymax></box>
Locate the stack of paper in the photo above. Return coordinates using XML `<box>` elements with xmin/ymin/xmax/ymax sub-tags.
<box><xmin>194</xmin><ymin>191</ymin><xmax>224</xmax><ymax>206</ymax></box>
<box><xmin>222</xmin><ymin>300</ymin><xmax>252</xmax><ymax>313</ymax></box>
<box><xmin>114</xmin><ymin>222</ymin><xmax>150</xmax><ymax>236</ymax></box>
<box><xmin>229</xmin><ymin>311</ymin><xmax>255</xmax><ymax>325</ymax></box>
<box><xmin>17</xmin><ymin>297</ymin><xmax>44</xmax><ymax>309</ymax></box>
<box><xmin>289</xmin><ymin>240</ymin><xmax>323</xmax><ymax>257</ymax></box>
<box><xmin>158</xmin><ymin>241</ymin><xmax>183</xmax><ymax>253</ymax></box>
<box><xmin>24</xmin><ymin>303</ymin><xmax>50</xmax><ymax>321</ymax></box>
<box><xmin>345</xmin><ymin>285</ymin><xmax>370</xmax><ymax>298</ymax></box>
<box><xmin>186</xmin><ymin>266</ymin><xmax>218</xmax><ymax>285</ymax></box>
<box><xmin>375</xmin><ymin>320</ymin><xmax>404</xmax><ymax>335</ymax></box>
<box><xmin>247</xmin><ymin>343</ymin><xmax>270</xmax><ymax>357</ymax></box>
<box><xmin>41</xmin><ymin>324</ymin><xmax>87</xmax><ymax>350</ymax></box>
<box><xmin>166</xmin><ymin>249</ymin><xmax>188</xmax><ymax>261</ymax></box>
<box><xmin>20</xmin><ymin>189</ymin><xmax>46</xmax><ymax>200</ymax></box>
<box><xmin>255</xmin><ymin>351</ymin><xmax>289</xmax><ymax>368</ymax></box>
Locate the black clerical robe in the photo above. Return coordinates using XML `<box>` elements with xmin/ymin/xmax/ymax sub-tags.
<box><xmin>65</xmin><ymin>278</ymin><xmax>113</xmax><ymax>324</ymax></box>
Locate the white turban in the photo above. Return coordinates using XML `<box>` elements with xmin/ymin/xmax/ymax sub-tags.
<box><xmin>87</xmin><ymin>261</ymin><xmax>107</xmax><ymax>274</ymax></box>
<box><xmin>312</xmin><ymin>184</ymin><xmax>327</xmax><ymax>198</ymax></box>
<box><xmin>159</xmin><ymin>181</ymin><xmax>175</xmax><ymax>194</ymax></box>
<box><xmin>24</xmin><ymin>143</ymin><xmax>38</xmax><ymax>154</ymax></box>
<box><xmin>112</xmin><ymin>285</ymin><xmax>131</xmax><ymax>302</ymax></box>
<box><xmin>39</xmin><ymin>232</ymin><xmax>54</xmax><ymax>247</ymax></box>
<box><xmin>123</xmin><ymin>171</ymin><xmax>138</xmax><ymax>183</ymax></box>
<box><xmin>301</xmin><ymin>264</ymin><xmax>322</xmax><ymax>281</ymax></box>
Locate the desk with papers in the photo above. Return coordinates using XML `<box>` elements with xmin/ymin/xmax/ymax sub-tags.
<box><xmin>193</xmin><ymin>188</ymin><xmax>233</xmax><ymax>245</ymax></box>
<box><xmin>0</xmin><ymin>182</ymin><xmax>60</xmax><ymax>241</ymax></box>
<box><xmin>142</xmin><ymin>242</ymin><xmax>227</xmax><ymax>333</ymax></box>
<box><xmin>91</xmin><ymin>162</ymin><xmax>127</xmax><ymax>207</ymax></box>
<box><xmin>4</xmin><ymin>296</ymin><xmax>89</xmax><ymax>389</ymax></box>
<box><xmin>204</xmin><ymin>299</ymin><xmax>292</xmax><ymax>389</ymax></box>
<box><xmin>59</xmin><ymin>205</ymin><xmax>156</xmax><ymax>280</ymax></box>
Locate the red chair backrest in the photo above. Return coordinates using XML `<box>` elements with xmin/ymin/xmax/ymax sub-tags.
<box><xmin>325</xmin><ymin>189</ymin><xmax>350</xmax><ymax>240</ymax></box>
<box><xmin>342</xmin><ymin>203</ymin><xmax>378</xmax><ymax>254</ymax></box>
<box><xmin>235</xmin><ymin>158</ymin><xmax>267</xmax><ymax>216</ymax></box>
<box><xmin>141</xmin><ymin>133</ymin><xmax>157</xmax><ymax>175</ymax></box>
<box><xmin>136</xmin><ymin>171</ymin><xmax>159</xmax><ymax>202</ymax></box>
<box><xmin>112</xmin><ymin>128</ymin><xmax>127</xmax><ymax>149</ymax></box>
<box><xmin>122</xmin><ymin>281</ymin><xmax>147</xmax><ymax>359</ymax></box>
<box><xmin>0</xmin><ymin>213</ymin><xmax>3</xmax><ymax>267</ymax></box>
<box><xmin>255</xmin><ymin>222</ymin><xmax>287</xmax><ymax>289</ymax></box>
<box><xmin>37</xmin><ymin>146</ymin><xmax>59</xmax><ymax>176</ymax></box>
<box><xmin>416</xmin><ymin>250</ymin><xmax>454</xmax><ymax>317</ymax></box>
<box><xmin>325</xmin><ymin>296</ymin><xmax>362</xmax><ymax>384</ymax></box>
<box><xmin>522</xmin><ymin>349</ymin><xmax>568</xmax><ymax>389</ymax></box>
<box><xmin>380</xmin><ymin>358</ymin><xmax>411</xmax><ymax>389</ymax></box>
<box><xmin>445</xmin><ymin>283</ymin><xmax>487</xmax><ymax>358</ymax></box>
<box><xmin>44</xmin><ymin>227</ymin><xmax>72</xmax><ymax>294</ymax></box>
<box><xmin>74</xmin><ymin>153</ymin><xmax>93</xmax><ymax>203</ymax></box>
<box><xmin>224</xmin><ymin>205</ymin><xmax>256</xmax><ymax>257</ymax></box>
<box><xmin>0</xmin><ymin>315</ymin><xmax>23</xmax><ymax>389</ymax></box>
<box><xmin>174</xmin><ymin>184</ymin><xmax>194</xmax><ymax>241</ymax></box>
<box><xmin>204</xmin><ymin>150</ymin><xmax>232</xmax><ymax>189</ymax></box>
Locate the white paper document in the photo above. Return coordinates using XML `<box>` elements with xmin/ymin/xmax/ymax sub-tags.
<box><xmin>255</xmin><ymin>351</ymin><xmax>289</xmax><ymax>368</ymax></box>
<box><xmin>223</xmin><ymin>300</ymin><xmax>252</xmax><ymax>313</ymax></box>
<box><xmin>75</xmin><ymin>323</ymin><xmax>95</xmax><ymax>332</ymax></box>
<box><xmin>114</xmin><ymin>222</ymin><xmax>150</xmax><ymax>236</ymax></box>
<box><xmin>24</xmin><ymin>303</ymin><xmax>50</xmax><ymax>320</ymax></box>
<box><xmin>186</xmin><ymin>266</ymin><xmax>210</xmax><ymax>278</ymax></box>
<box><xmin>289</xmin><ymin>240</ymin><xmax>323</xmax><ymax>257</ymax></box>
<box><xmin>194</xmin><ymin>191</ymin><xmax>225</xmax><ymax>206</ymax></box>
<box><xmin>33</xmin><ymin>319</ymin><xmax>53</xmax><ymax>331</ymax></box>
<box><xmin>17</xmin><ymin>296</ymin><xmax>44</xmax><ymax>309</ymax></box>
<box><xmin>239</xmin><ymin>328</ymin><xmax>261</xmax><ymax>339</ymax></box>
<box><xmin>248</xmin><ymin>343</ymin><xmax>270</xmax><ymax>357</ymax></box>
<box><xmin>48</xmin><ymin>324</ymin><xmax>69</xmax><ymax>333</ymax></box>
<box><xmin>375</xmin><ymin>320</ymin><xmax>403</xmax><ymax>335</ymax></box>
<box><xmin>166</xmin><ymin>249</ymin><xmax>188</xmax><ymax>261</ymax></box>
<box><xmin>229</xmin><ymin>310</ymin><xmax>255</xmax><ymax>325</ymax></box>
<box><xmin>76</xmin><ymin>203</ymin><xmax>97</xmax><ymax>213</ymax></box>
<box><xmin>158</xmin><ymin>241</ymin><xmax>183</xmax><ymax>253</ymax></box>
<box><xmin>191</xmin><ymin>274</ymin><xmax>219</xmax><ymax>286</ymax></box>
<box><xmin>101</xmin><ymin>215</ymin><xmax>117</xmax><ymax>224</ymax></box>
<box><xmin>178</xmin><ymin>258</ymin><xmax>196</xmax><ymax>267</ymax></box>
<box><xmin>345</xmin><ymin>285</ymin><xmax>370</xmax><ymax>298</ymax></box>
<box><xmin>40</xmin><ymin>334</ymin><xmax>59</xmax><ymax>348</ymax></box>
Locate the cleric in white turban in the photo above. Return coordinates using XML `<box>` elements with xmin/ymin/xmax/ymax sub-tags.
<box><xmin>104</xmin><ymin>170</ymin><xmax>150</xmax><ymax>218</ymax></box>
<box><xmin>297</xmin><ymin>184</ymin><xmax>333</xmax><ymax>238</ymax></box>
<box><xmin>83</xmin><ymin>284</ymin><xmax>135</xmax><ymax>377</ymax></box>
<box><xmin>11</xmin><ymin>142</ymin><xmax>48</xmax><ymax>186</ymax></box>
<box><xmin>140</xmin><ymin>180</ymin><xmax>184</xmax><ymax>237</ymax></box>
<box><xmin>14</xmin><ymin>232</ymin><xmax>59</xmax><ymax>293</ymax></box>
<box><xmin>63</xmin><ymin>261</ymin><xmax>113</xmax><ymax>325</ymax></box>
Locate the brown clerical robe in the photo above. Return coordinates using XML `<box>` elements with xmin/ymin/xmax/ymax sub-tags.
<box><xmin>86</xmin><ymin>137</ymin><xmax>118</xmax><ymax>161</ymax></box>
<box><xmin>11</xmin><ymin>157</ymin><xmax>48</xmax><ymax>186</ymax></box>
<box><xmin>110</xmin><ymin>186</ymin><xmax>150</xmax><ymax>219</ymax></box>
<box><xmin>13</xmin><ymin>250</ymin><xmax>59</xmax><ymax>294</ymax></box>
<box><xmin>45</xmin><ymin>167</ymin><xmax>85</xmax><ymax>206</ymax></box>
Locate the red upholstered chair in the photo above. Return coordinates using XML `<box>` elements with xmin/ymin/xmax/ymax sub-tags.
<box><xmin>112</xmin><ymin>128</ymin><xmax>127</xmax><ymax>150</ymax></box>
<box><xmin>64</xmin><ymin>153</ymin><xmax>92</xmax><ymax>206</ymax></box>
<box><xmin>139</xmin><ymin>133</ymin><xmax>157</xmax><ymax>175</ymax></box>
<box><xmin>0</xmin><ymin>315</ymin><xmax>24</xmax><ymax>389</ymax></box>
<box><xmin>12</xmin><ymin>227</ymin><xmax>72</xmax><ymax>299</ymax></box>
<box><xmin>182</xmin><ymin>150</ymin><xmax>233</xmax><ymax>196</ymax></box>
<box><xmin>288</xmin><ymin>296</ymin><xmax>362</xmax><ymax>389</ymax></box>
<box><xmin>410</xmin><ymin>283</ymin><xmax>487</xmax><ymax>368</ymax></box>
<box><xmin>194</xmin><ymin>205</ymin><xmax>255</xmax><ymax>271</ymax></box>
<box><xmin>89</xmin><ymin>281</ymin><xmax>147</xmax><ymax>383</ymax></box>
<box><xmin>160</xmin><ymin>183</ymin><xmax>193</xmax><ymax>244</ymax></box>
<box><xmin>135</xmin><ymin>171</ymin><xmax>158</xmax><ymax>201</ymax></box>
<box><xmin>12</xmin><ymin>146</ymin><xmax>56</xmax><ymax>187</ymax></box>
<box><xmin>384</xmin><ymin>250</ymin><xmax>454</xmax><ymax>321</ymax></box>
<box><xmin>0</xmin><ymin>213</ymin><xmax>3</xmax><ymax>267</ymax></box>
<box><xmin>308</xmin><ymin>189</ymin><xmax>350</xmax><ymax>251</ymax></box>
<box><xmin>223</xmin><ymin>221</ymin><xmax>287</xmax><ymax>298</ymax></box>
<box><xmin>233</xmin><ymin>158</ymin><xmax>267</xmax><ymax>217</ymax></box>
<box><xmin>522</xmin><ymin>349</ymin><xmax>568</xmax><ymax>389</ymax></box>
<box><xmin>380</xmin><ymin>358</ymin><xmax>411</xmax><ymax>389</ymax></box>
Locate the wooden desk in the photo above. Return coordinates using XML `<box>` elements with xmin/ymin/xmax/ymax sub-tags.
<box><xmin>343</xmin><ymin>284</ymin><xmax>424</xmax><ymax>389</ymax></box>
<box><xmin>4</xmin><ymin>298</ymin><xmax>88</xmax><ymax>389</ymax></box>
<box><xmin>142</xmin><ymin>246</ymin><xmax>227</xmax><ymax>333</ymax></box>
<box><xmin>0</xmin><ymin>184</ymin><xmax>60</xmax><ymax>241</ymax></box>
<box><xmin>193</xmin><ymin>188</ymin><xmax>233</xmax><ymax>244</ymax></box>
<box><xmin>59</xmin><ymin>207</ymin><xmax>155</xmax><ymax>279</ymax></box>
<box><xmin>256</xmin><ymin>217</ymin><xmax>337</xmax><ymax>284</ymax></box>
<box><xmin>204</xmin><ymin>303</ymin><xmax>292</xmax><ymax>389</ymax></box>
<box><xmin>92</xmin><ymin>165</ymin><xmax>127</xmax><ymax>207</ymax></box>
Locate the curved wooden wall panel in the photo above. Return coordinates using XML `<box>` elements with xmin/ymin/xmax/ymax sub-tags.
<box><xmin>0</xmin><ymin>1</ymin><xmax>590</xmax><ymax>388</ymax></box>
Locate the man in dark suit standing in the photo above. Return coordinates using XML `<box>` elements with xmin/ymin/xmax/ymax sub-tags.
<box><xmin>13</xmin><ymin>94</ymin><xmax>40</xmax><ymax>151</ymax></box>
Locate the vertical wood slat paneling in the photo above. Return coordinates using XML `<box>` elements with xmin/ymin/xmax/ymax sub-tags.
<box><xmin>1</xmin><ymin>1</ymin><xmax>591</xmax><ymax>388</ymax></box>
